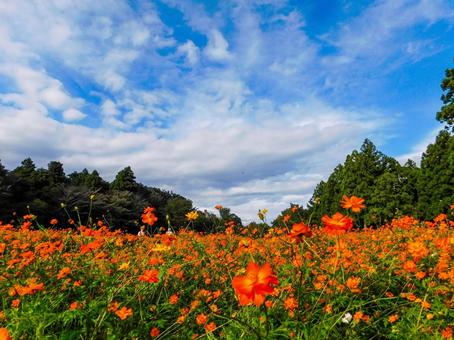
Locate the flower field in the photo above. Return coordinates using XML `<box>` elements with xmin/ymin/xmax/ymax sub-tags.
<box><xmin>0</xmin><ymin>207</ymin><xmax>453</xmax><ymax>339</ymax></box>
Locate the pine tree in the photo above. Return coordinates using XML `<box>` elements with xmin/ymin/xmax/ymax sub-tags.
<box><xmin>437</xmin><ymin>61</ymin><xmax>454</xmax><ymax>131</ymax></box>
<box><xmin>47</xmin><ymin>161</ymin><xmax>66</xmax><ymax>185</ymax></box>
<box><xmin>111</xmin><ymin>166</ymin><xmax>138</xmax><ymax>192</ymax></box>
<box><xmin>417</xmin><ymin>130</ymin><xmax>454</xmax><ymax>219</ymax></box>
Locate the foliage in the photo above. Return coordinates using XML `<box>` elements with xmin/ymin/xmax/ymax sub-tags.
<box><xmin>0</xmin><ymin>161</ymin><xmax>215</xmax><ymax>233</ymax></box>
<box><xmin>298</xmin><ymin>131</ymin><xmax>453</xmax><ymax>227</ymax></box>
<box><xmin>437</xmin><ymin>60</ymin><xmax>454</xmax><ymax>131</ymax></box>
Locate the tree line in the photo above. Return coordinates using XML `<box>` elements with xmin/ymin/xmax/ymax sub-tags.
<box><xmin>298</xmin><ymin>131</ymin><xmax>453</xmax><ymax>226</ymax></box>
<box><xmin>0</xmin><ymin>161</ymin><xmax>241</xmax><ymax>233</ymax></box>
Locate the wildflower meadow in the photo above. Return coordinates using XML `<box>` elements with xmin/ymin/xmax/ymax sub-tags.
<box><xmin>0</xmin><ymin>198</ymin><xmax>452</xmax><ymax>339</ymax></box>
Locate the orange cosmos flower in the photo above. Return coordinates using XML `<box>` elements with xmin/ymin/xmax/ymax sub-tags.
<box><xmin>205</xmin><ymin>321</ymin><xmax>216</xmax><ymax>333</ymax></box>
<box><xmin>57</xmin><ymin>267</ymin><xmax>71</xmax><ymax>279</ymax></box>
<box><xmin>232</xmin><ymin>262</ymin><xmax>279</xmax><ymax>307</ymax></box>
<box><xmin>138</xmin><ymin>269</ymin><xmax>159</xmax><ymax>283</ymax></box>
<box><xmin>185</xmin><ymin>211</ymin><xmax>199</xmax><ymax>221</ymax></box>
<box><xmin>284</xmin><ymin>297</ymin><xmax>298</xmax><ymax>311</ymax></box>
<box><xmin>288</xmin><ymin>222</ymin><xmax>312</xmax><ymax>242</ymax></box>
<box><xmin>108</xmin><ymin>301</ymin><xmax>120</xmax><ymax>312</ymax></box>
<box><xmin>346</xmin><ymin>276</ymin><xmax>361</xmax><ymax>293</ymax></box>
<box><xmin>215</xmin><ymin>205</ymin><xmax>223</xmax><ymax>210</ymax></box>
<box><xmin>0</xmin><ymin>328</ymin><xmax>12</xmax><ymax>340</ymax></box>
<box><xmin>322</xmin><ymin>212</ymin><xmax>353</xmax><ymax>235</ymax></box>
<box><xmin>341</xmin><ymin>195</ymin><xmax>365</xmax><ymax>213</ymax></box>
<box><xmin>141</xmin><ymin>207</ymin><xmax>158</xmax><ymax>226</ymax></box>
<box><xmin>50</xmin><ymin>218</ymin><xmax>58</xmax><ymax>225</ymax></box>
<box><xmin>442</xmin><ymin>326</ymin><xmax>452</xmax><ymax>339</ymax></box>
<box><xmin>169</xmin><ymin>294</ymin><xmax>179</xmax><ymax>305</ymax></box>
<box><xmin>196</xmin><ymin>313</ymin><xmax>208</xmax><ymax>325</ymax></box>
<box><xmin>150</xmin><ymin>327</ymin><xmax>160</xmax><ymax>337</ymax></box>
<box><xmin>388</xmin><ymin>314</ymin><xmax>399</xmax><ymax>323</ymax></box>
<box><xmin>70</xmin><ymin>301</ymin><xmax>81</xmax><ymax>310</ymax></box>
<box><xmin>115</xmin><ymin>306</ymin><xmax>133</xmax><ymax>320</ymax></box>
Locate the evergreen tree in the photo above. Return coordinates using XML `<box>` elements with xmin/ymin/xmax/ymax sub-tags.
<box><xmin>0</xmin><ymin>160</ymin><xmax>12</xmax><ymax>220</ymax></box>
<box><xmin>86</xmin><ymin>170</ymin><xmax>109</xmax><ymax>191</ymax></box>
<box><xmin>47</xmin><ymin>161</ymin><xmax>66</xmax><ymax>185</ymax></box>
<box><xmin>398</xmin><ymin>160</ymin><xmax>420</xmax><ymax>216</ymax></box>
<box><xmin>437</xmin><ymin>61</ymin><xmax>454</xmax><ymax>131</ymax></box>
<box><xmin>305</xmin><ymin>139</ymin><xmax>420</xmax><ymax>226</ymax></box>
<box><xmin>68</xmin><ymin>169</ymin><xmax>91</xmax><ymax>186</ymax></box>
<box><xmin>417</xmin><ymin>130</ymin><xmax>454</xmax><ymax>219</ymax></box>
<box><xmin>165</xmin><ymin>196</ymin><xmax>193</xmax><ymax>230</ymax></box>
<box><xmin>111</xmin><ymin>166</ymin><xmax>138</xmax><ymax>192</ymax></box>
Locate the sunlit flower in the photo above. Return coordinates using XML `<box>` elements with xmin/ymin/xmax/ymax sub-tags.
<box><xmin>353</xmin><ymin>311</ymin><xmax>364</xmax><ymax>323</ymax></box>
<box><xmin>441</xmin><ymin>326</ymin><xmax>452</xmax><ymax>339</ymax></box>
<box><xmin>150</xmin><ymin>327</ymin><xmax>160</xmax><ymax>337</ymax></box>
<box><xmin>186</xmin><ymin>211</ymin><xmax>199</xmax><ymax>221</ymax></box>
<box><xmin>322</xmin><ymin>212</ymin><xmax>353</xmax><ymax>235</ymax></box>
<box><xmin>70</xmin><ymin>301</ymin><xmax>81</xmax><ymax>310</ymax></box>
<box><xmin>284</xmin><ymin>297</ymin><xmax>298</xmax><ymax>311</ymax></box>
<box><xmin>169</xmin><ymin>294</ymin><xmax>179</xmax><ymax>305</ymax></box>
<box><xmin>141</xmin><ymin>207</ymin><xmax>158</xmax><ymax>226</ymax></box>
<box><xmin>0</xmin><ymin>328</ymin><xmax>12</xmax><ymax>340</ymax></box>
<box><xmin>196</xmin><ymin>313</ymin><xmax>208</xmax><ymax>325</ymax></box>
<box><xmin>118</xmin><ymin>262</ymin><xmax>130</xmax><ymax>271</ymax></box>
<box><xmin>258</xmin><ymin>209</ymin><xmax>268</xmax><ymax>221</ymax></box>
<box><xmin>232</xmin><ymin>262</ymin><xmax>278</xmax><ymax>306</ymax></box>
<box><xmin>115</xmin><ymin>306</ymin><xmax>133</xmax><ymax>320</ymax></box>
<box><xmin>388</xmin><ymin>314</ymin><xmax>398</xmax><ymax>323</ymax></box>
<box><xmin>288</xmin><ymin>222</ymin><xmax>312</xmax><ymax>242</ymax></box>
<box><xmin>108</xmin><ymin>301</ymin><xmax>120</xmax><ymax>313</ymax></box>
<box><xmin>341</xmin><ymin>195</ymin><xmax>366</xmax><ymax>213</ymax></box>
<box><xmin>346</xmin><ymin>277</ymin><xmax>361</xmax><ymax>293</ymax></box>
<box><xmin>407</xmin><ymin>241</ymin><xmax>429</xmax><ymax>262</ymax></box>
<box><xmin>57</xmin><ymin>267</ymin><xmax>71</xmax><ymax>279</ymax></box>
<box><xmin>138</xmin><ymin>269</ymin><xmax>159</xmax><ymax>283</ymax></box>
<box><xmin>205</xmin><ymin>321</ymin><xmax>216</xmax><ymax>333</ymax></box>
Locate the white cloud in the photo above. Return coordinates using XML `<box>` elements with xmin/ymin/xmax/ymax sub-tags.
<box><xmin>204</xmin><ymin>30</ymin><xmax>232</xmax><ymax>62</ymax></box>
<box><xmin>62</xmin><ymin>108</ymin><xmax>87</xmax><ymax>122</ymax></box>
<box><xmin>40</xmin><ymin>86</ymin><xmax>73</xmax><ymax>110</ymax></box>
<box><xmin>177</xmin><ymin>40</ymin><xmax>200</xmax><ymax>66</ymax></box>
<box><xmin>322</xmin><ymin>0</ymin><xmax>454</xmax><ymax>68</ymax></box>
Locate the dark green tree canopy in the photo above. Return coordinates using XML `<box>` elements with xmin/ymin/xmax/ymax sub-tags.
<box><xmin>300</xmin><ymin>132</ymin><xmax>453</xmax><ymax>227</ymax></box>
<box><xmin>437</xmin><ymin>62</ymin><xmax>454</xmax><ymax>131</ymax></box>
<box><xmin>47</xmin><ymin>161</ymin><xmax>66</xmax><ymax>184</ymax></box>
<box><xmin>111</xmin><ymin>166</ymin><xmax>138</xmax><ymax>192</ymax></box>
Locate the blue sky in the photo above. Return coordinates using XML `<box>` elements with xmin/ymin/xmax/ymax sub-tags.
<box><xmin>0</xmin><ymin>0</ymin><xmax>453</xmax><ymax>221</ymax></box>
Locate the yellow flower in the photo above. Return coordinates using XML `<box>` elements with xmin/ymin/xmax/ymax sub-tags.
<box><xmin>258</xmin><ymin>208</ymin><xmax>268</xmax><ymax>220</ymax></box>
<box><xmin>151</xmin><ymin>244</ymin><xmax>171</xmax><ymax>252</ymax></box>
<box><xmin>119</xmin><ymin>262</ymin><xmax>130</xmax><ymax>271</ymax></box>
<box><xmin>186</xmin><ymin>211</ymin><xmax>199</xmax><ymax>221</ymax></box>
